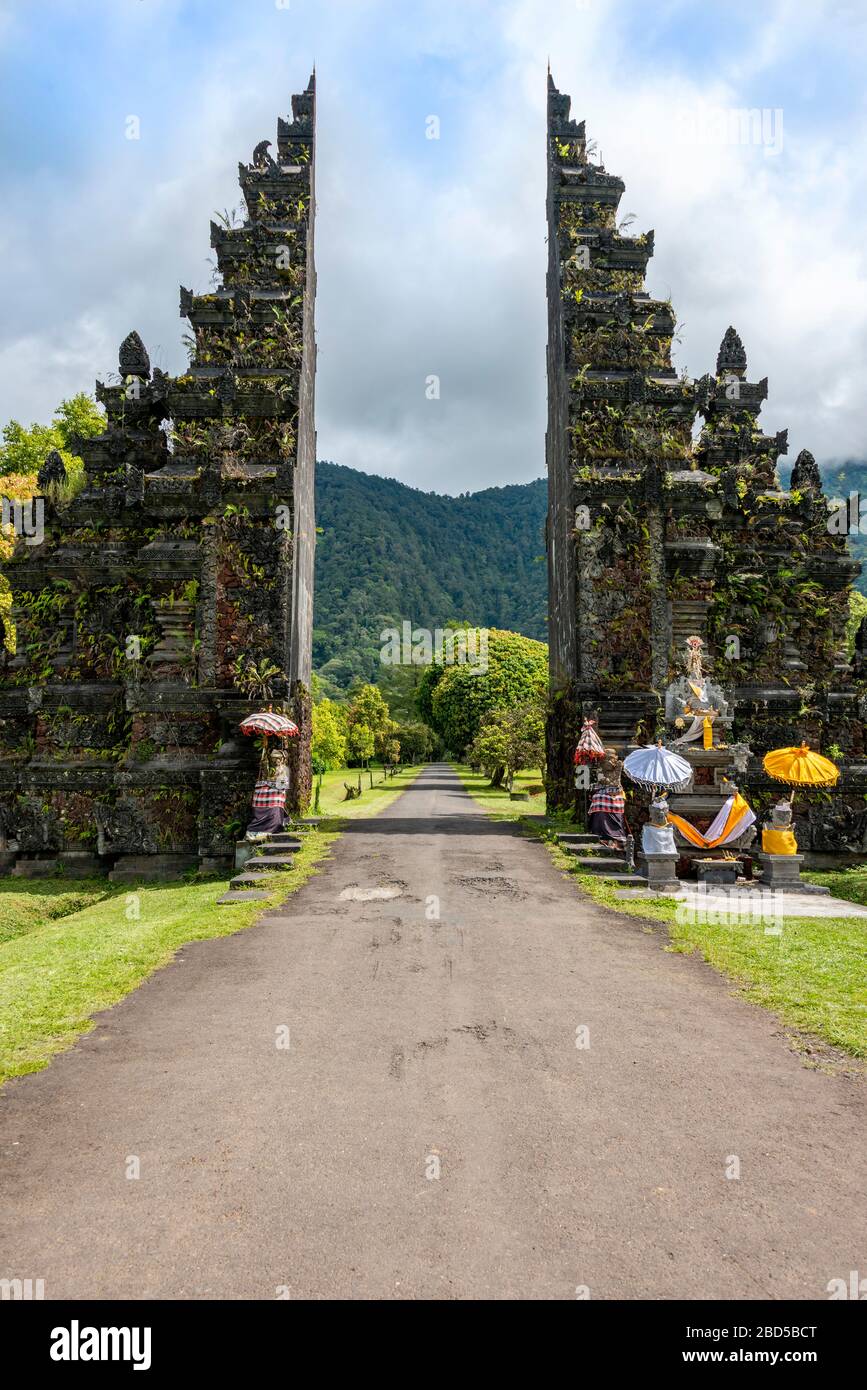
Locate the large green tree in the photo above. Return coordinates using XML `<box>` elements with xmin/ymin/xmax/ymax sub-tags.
<box><xmin>417</xmin><ymin>627</ymin><xmax>547</xmax><ymax>754</ymax></box>
<box><xmin>311</xmin><ymin>698</ymin><xmax>348</xmax><ymax>771</ymax></box>
<box><xmin>395</xmin><ymin>721</ymin><xmax>436</xmax><ymax>763</ymax></box>
<box><xmin>0</xmin><ymin>393</ymin><xmax>104</xmax><ymax>487</ymax></box>
<box><xmin>846</xmin><ymin>590</ymin><xmax>867</xmax><ymax>653</ymax></box>
<box><xmin>468</xmin><ymin>700</ymin><xmax>546</xmax><ymax>791</ymax></box>
<box><xmin>346</xmin><ymin>684</ymin><xmax>391</xmax><ymax>741</ymax></box>
<box><xmin>347</xmin><ymin>722</ymin><xmax>375</xmax><ymax>767</ymax></box>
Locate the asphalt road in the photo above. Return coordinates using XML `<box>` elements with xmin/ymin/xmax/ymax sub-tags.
<box><xmin>0</xmin><ymin>764</ymin><xmax>863</xmax><ymax>1299</ymax></box>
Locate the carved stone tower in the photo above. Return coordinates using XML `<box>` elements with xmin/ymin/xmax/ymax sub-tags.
<box><xmin>0</xmin><ymin>75</ymin><xmax>317</xmax><ymax>877</ymax></box>
<box><xmin>545</xmin><ymin>76</ymin><xmax>866</xmax><ymax>863</ymax></box>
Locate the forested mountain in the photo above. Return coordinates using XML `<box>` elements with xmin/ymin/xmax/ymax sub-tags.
<box><xmin>313</xmin><ymin>463</ymin><xmax>547</xmax><ymax>691</ymax></box>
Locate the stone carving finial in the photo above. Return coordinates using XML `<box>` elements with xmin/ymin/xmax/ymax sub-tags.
<box><xmin>119</xmin><ymin>330</ymin><xmax>150</xmax><ymax>380</ymax></box>
<box><xmin>252</xmin><ymin>139</ymin><xmax>276</xmax><ymax>171</ymax></box>
<box><xmin>790</xmin><ymin>448</ymin><xmax>821</xmax><ymax>494</ymax></box>
<box><xmin>37</xmin><ymin>449</ymin><xmax>67</xmax><ymax>491</ymax></box>
<box><xmin>716</xmin><ymin>325</ymin><xmax>747</xmax><ymax>378</ymax></box>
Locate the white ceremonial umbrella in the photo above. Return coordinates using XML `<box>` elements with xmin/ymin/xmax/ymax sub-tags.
<box><xmin>622</xmin><ymin>741</ymin><xmax>692</xmax><ymax>791</ymax></box>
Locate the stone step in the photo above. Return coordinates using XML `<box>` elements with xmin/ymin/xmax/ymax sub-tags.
<box><xmin>557</xmin><ymin>834</ymin><xmax>600</xmax><ymax>846</ymax></box>
<box><xmin>229</xmin><ymin>873</ymin><xmax>264</xmax><ymax>890</ymax></box>
<box><xmin>667</xmin><ymin>793</ymin><xmax>732</xmax><ymax>814</ymax></box>
<box><xmin>245</xmin><ymin>854</ymin><xmax>296</xmax><ymax>872</ymax></box>
<box><xmin>217</xmin><ymin>888</ymin><xmax>271</xmax><ymax>904</ymax></box>
<box><xmin>562</xmin><ymin>841</ymin><xmax>620</xmax><ymax>858</ymax></box>
<box><xmin>257</xmin><ymin>838</ymin><xmax>302</xmax><ymax>853</ymax></box>
<box><xmin>569</xmin><ymin>855</ymin><xmax>628</xmax><ymax>874</ymax></box>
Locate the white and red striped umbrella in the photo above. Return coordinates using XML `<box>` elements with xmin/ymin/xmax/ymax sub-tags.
<box><xmin>239</xmin><ymin>712</ymin><xmax>299</xmax><ymax>737</ymax></box>
<box><xmin>573</xmin><ymin>718</ymin><xmax>606</xmax><ymax>765</ymax></box>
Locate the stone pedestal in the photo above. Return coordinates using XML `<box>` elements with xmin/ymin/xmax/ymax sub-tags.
<box><xmin>58</xmin><ymin>852</ymin><xmax>108</xmax><ymax>877</ymax></box>
<box><xmin>234</xmin><ymin>839</ymin><xmax>255</xmax><ymax>872</ymax></box>
<box><xmin>639</xmin><ymin>851</ymin><xmax>680</xmax><ymax>892</ymax></box>
<box><xmin>198</xmin><ymin>855</ymin><xmax>232</xmax><ymax>876</ymax></box>
<box><xmin>108</xmin><ymin>854</ymin><xmax>198</xmax><ymax>883</ymax></box>
<box><xmin>755</xmin><ymin>853</ymin><xmax>830</xmax><ymax>894</ymax></box>
<box><xmin>11</xmin><ymin>858</ymin><xmax>61</xmax><ymax>878</ymax></box>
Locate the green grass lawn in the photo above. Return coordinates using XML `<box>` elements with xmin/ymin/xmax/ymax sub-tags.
<box><xmin>453</xmin><ymin>763</ymin><xmax>867</xmax><ymax>1059</ymax></box>
<box><xmin>0</xmin><ymin>822</ymin><xmax>341</xmax><ymax>1085</ymax></box>
<box><xmin>803</xmin><ymin>865</ymin><xmax>867</xmax><ymax>907</ymax></box>
<box><xmin>312</xmin><ymin>762</ymin><xmax>422</xmax><ymax>817</ymax></box>
<box><xmin>0</xmin><ymin>879</ymin><xmax>116</xmax><ymax>946</ymax></box>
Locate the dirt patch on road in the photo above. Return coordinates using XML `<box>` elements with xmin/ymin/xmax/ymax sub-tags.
<box><xmin>453</xmin><ymin>875</ymin><xmax>522</xmax><ymax>899</ymax></box>
<box><xmin>339</xmin><ymin>881</ymin><xmax>407</xmax><ymax>902</ymax></box>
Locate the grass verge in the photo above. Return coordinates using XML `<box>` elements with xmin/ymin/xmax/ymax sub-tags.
<box><xmin>452</xmin><ymin>763</ymin><xmax>867</xmax><ymax>1059</ymax></box>
<box><xmin>445</xmin><ymin>766</ymin><xmax>546</xmax><ymax>819</ymax></box>
<box><xmin>0</xmin><ymin>821</ymin><xmax>341</xmax><ymax>1085</ymax></box>
<box><xmin>312</xmin><ymin>762</ymin><xmax>423</xmax><ymax>818</ymax></box>
<box><xmin>0</xmin><ymin>879</ymin><xmax>116</xmax><ymax>946</ymax></box>
<box><xmin>803</xmin><ymin>866</ymin><xmax>867</xmax><ymax>907</ymax></box>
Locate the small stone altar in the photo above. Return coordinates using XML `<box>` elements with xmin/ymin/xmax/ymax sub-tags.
<box><xmin>661</xmin><ymin>637</ymin><xmax>757</xmax><ymax>876</ymax></box>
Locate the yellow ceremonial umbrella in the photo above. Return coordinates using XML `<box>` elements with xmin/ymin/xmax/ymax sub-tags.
<box><xmin>762</xmin><ymin>744</ymin><xmax>839</xmax><ymax>803</ymax></box>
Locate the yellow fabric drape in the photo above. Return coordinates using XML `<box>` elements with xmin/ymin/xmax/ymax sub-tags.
<box><xmin>762</xmin><ymin>827</ymin><xmax>798</xmax><ymax>856</ymax></box>
<box><xmin>702</xmin><ymin>716</ymin><xmax>713</xmax><ymax>750</ymax></box>
<box><xmin>667</xmin><ymin>792</ymin><xmax>751</xmax><ymax>850</ymax></box>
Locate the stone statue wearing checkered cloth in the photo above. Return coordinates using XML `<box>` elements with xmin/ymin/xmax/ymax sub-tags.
<box><xmin>587</xmin><ymin>749</ymin><xmax>628</xmax><ymax>850</ymax></box>
<box><xmin>245</xmin><ymin>752</ymin><xmax>290</xmax><ymax>841</ymax></box>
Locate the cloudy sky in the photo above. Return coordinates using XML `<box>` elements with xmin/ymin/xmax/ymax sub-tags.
<box><xmin>0</xmin><ymin>0</ymin><xmax>865</xmax><ymax>494</ymax></box>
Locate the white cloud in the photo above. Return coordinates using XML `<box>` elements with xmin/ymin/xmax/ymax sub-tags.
<box><xmin>1</xmin><ymin>0</ymin><xmax>865</xmax><ymax>490</ymax></box>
